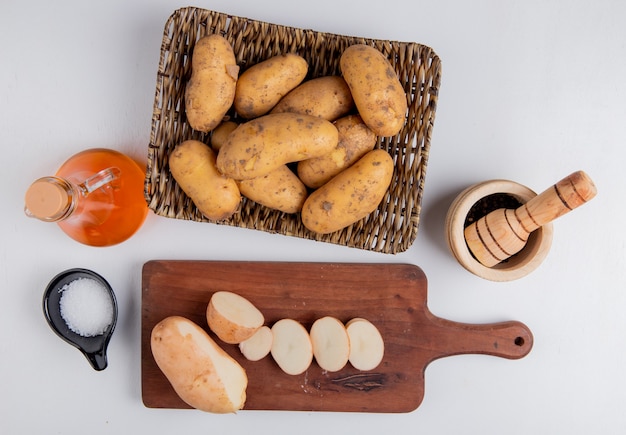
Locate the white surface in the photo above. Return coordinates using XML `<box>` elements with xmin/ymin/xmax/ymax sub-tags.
<box><xmin>2</xmin><ymin>0</ymin><xmax>625</xmax><ymax>433</ymax></box>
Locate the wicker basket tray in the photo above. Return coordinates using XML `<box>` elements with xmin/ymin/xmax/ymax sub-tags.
<box><xmin>145</xmin><ymin>7</ymin><xmax>442</xmax><ymax>254</ymax></box>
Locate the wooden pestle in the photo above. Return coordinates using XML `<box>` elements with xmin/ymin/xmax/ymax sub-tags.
<box><xmin>464</xmin><ymin>170</ymin><xmax>597</xmax><ymax>267</ymax></box>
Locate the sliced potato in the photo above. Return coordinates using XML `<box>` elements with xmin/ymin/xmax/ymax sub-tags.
<box><xmin>207</xmin><ymin>291</ymin><xmax>264</xmax><ymax>344</ymax></box>
<box><xmin>270</xmin><ymin>319</ymin><xmax>313</xmax><ymax>375</ymax></box>
<box><xmin>150</xmin><ymin>316</ymin><xmax>247</xmax><ymax>413</ymax></box>
<box><xmin>239</xmin><ymin>325</ymin><xmax>273</xmax><ymax>362</ymax></box>
<box><xmin>309</xmin><ymin>316</ymin><xmax>350</xmax><ymax>372</ymax></box>
<box><xmin>346</xmin><ymin>318</ymin><xmax>384</xmax><ymax>371</ymax></box>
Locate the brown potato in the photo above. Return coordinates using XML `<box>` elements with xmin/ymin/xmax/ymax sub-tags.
<box><xmin>210</xmin><ymin>121</ymin><xmax>238</xmax><ymax>151</ymax></box>
<box><xmin>270</xmin><ymin>76</ymin><xmax>354</xmax><ymax>121</ymax></box>
<box><xmin>238</xmin><ymin>165</ymin><xmax>308</xmax><ymax>214</ymax></box>
<box><xmin>234</xmin><ymin>53</ymin><xmax>308</xmax><ymax>119</ymax></box>
<box><xmin>150</xmin><ymin>316</ymin><xmax>248</xmax><ymax>413</ymax></box>
<box><xmin>301</xmin><ymin>149</ymin><xmax>394</xmax><ymax>234</ymax></box>
<box><xmin>297</xmin><ymin>114</ymin><xmax>377</xmax><ymax>189</ymax></box>
<box><xmin>185</xmin><ymin>34</ymin><xmax>239</xmax><ymax>133</ymax></box>
<box><xmin>339</xmin><ymin>44</ymin><xmax>407</xmax><ymax>137</ymax></box>
<box><xmin>169</xmin><ymin>140</ymin><xmax>241</xmax><ymax>221</ymax></box>
<box><xmin>216</xmin><ymin>112</ymin><xmax>339</xmax><ymax>180</ymax></box>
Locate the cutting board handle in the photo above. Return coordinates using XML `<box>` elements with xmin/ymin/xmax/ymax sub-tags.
<box><xmin>426</xmin><ymin>313</ymin><xmax>533</xmax><ymax>360</ymax></box>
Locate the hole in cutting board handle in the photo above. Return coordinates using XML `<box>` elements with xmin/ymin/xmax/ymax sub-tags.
<box><xmin>514</xmin><ymin>337</ymin><xmax>525</xmax><ymax>346</ymax></box>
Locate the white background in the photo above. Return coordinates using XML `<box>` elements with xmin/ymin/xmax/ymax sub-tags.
<box><xmin>2</xmin><ymin>0</ymin><xmax>625</xmax><ymax>433</ymax></box>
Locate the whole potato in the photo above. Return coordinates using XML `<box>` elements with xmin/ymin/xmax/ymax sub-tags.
<box><xmin>238</xmin><ymin>165</ymin><xmax>308</xmax><ymax>214</ymax></box>
<box><xmin>216</xmin><ymin>112</ymin><xmax>339</xmax><ymax>180</ymax></box>
<box><xmin>301</xmin><ymin>149</ymin><xmax>394</xmax><ymax>234</ymax></box>
<box><xmin>169</xmin><ymin>140</ymin><xmax>241</xmax><ymax>221</ymax></box>
<box><xmin>185</xmin><ymin>34</ymin><xmax>239</xmax><ymax>133</ymax></box>
<box><xmin>210</xmin><ymin>121</ymin><xmax>238</xmax><ymax>151</ymax></box>
<box><xmin>270</xmin><ymin>76</ymin><xmax>354</xmax><ymax>121</ymax></box>
<box><xmin>151</xmin><ymin>316</ymin><xmax>248</xmax><ymax>413</ymax></box>
<box><xmin>339</xmin><ymin>44</ymin><xmax>407</xmax><ymax>137</ymax></box>
<box><xmin>297</xmin><ymin>114</ymin><xmax>377</xmax><ymax>189</ymax></box>
<box><xmin>234</xmin><ymin>53</ymin><xmax>308</xmax><ymax>119</ymax></box>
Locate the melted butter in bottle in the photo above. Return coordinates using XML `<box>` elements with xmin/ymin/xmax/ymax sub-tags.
<box><xmin>25</xmin><ymin>148</ymin><xmax>148</xmax><ymax>247</ymax></box>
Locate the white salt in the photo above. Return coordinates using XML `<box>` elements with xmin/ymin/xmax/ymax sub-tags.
<box><xmin>59</xmin><ymin>277</ymin><xmax>114</xmax><ymax>337</ymax></box>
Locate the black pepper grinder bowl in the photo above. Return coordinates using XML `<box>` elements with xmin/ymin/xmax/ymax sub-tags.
<box><xmin>42</xmin><ymin>268</ymin><xmax>118</xmax><ymax>371</ymax></box>
<box><xmin>445</xmin><ymin>180</ymin><xmax>554</xmax><ymax>281</ymax></box>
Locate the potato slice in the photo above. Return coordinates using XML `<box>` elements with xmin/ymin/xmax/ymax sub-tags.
<box><xmin>150</xmin><ymin>316</ymin><xmax>247</xmax><ymax>413</ymax></box>
<box><xmin>309</xmin><ymin>316</ymin><xmax>350</xmax><ymax>372</ymax></box>
<box><xmin>346</xmin><ymin>318</ymin><xmax>385</xmax><ymax>371</ymax></box>
<box><xmin>239</xmin><ymin>325</ymin><xmax>273</xmax><ymax>361</ymax></box>
<box><xmin>207</xmin><ymin>291</ymin><xmax>264</xmax><ymax>344</ymax></box>
<box><xmin>270</xmin><ymin>319</ymin><xmax>313</xmax><ymax>375</ymax></box>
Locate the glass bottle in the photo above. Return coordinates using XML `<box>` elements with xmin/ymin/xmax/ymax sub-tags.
<box><xmin>24</xmin><ymin>148</ymin><xmax>148</xmax><ymax>247</ymax></box>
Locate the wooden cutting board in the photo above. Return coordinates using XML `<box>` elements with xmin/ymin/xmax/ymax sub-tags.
<box><xmin>141</xmin><ymin>261</ymin><xmax>533</xmax><ymax>413</ymax></box>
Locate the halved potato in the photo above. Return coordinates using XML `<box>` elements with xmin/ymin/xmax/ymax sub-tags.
<box><xmin>207</xmin><ymin>291</ymin><xmax>264</xmax><ymax>344</ymax></box>
<box><xmin>150</xmin><ymin>316</ymin><xmax>247</xmax><ymax>413</ymax></box>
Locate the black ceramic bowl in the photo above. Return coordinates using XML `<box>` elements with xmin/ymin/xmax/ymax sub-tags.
<box><xmin>43</xmin><ymin>268</ymin><xmax>118</xmax><ymax>371</ymax></box>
